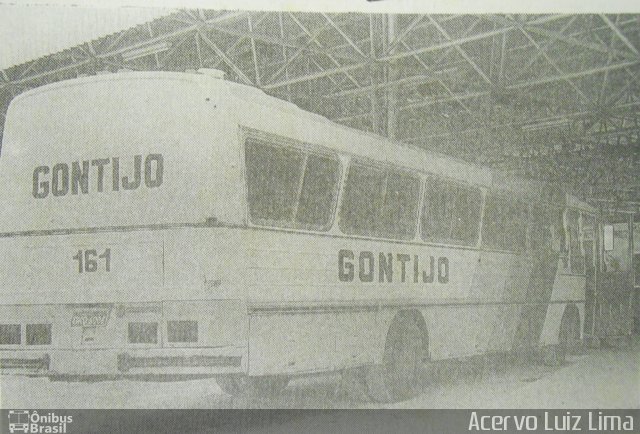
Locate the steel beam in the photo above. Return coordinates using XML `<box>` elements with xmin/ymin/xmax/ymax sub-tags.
<box><xmin>262</xmin><ymin>62</ymin><xmax>366</xmax><ymax>89</ymax></box>
<box><xmin>205</xmin><ymin>18</ymin><xmax>358</xmax><ymax>65</ymax></box>
<box><xmin>263</xmin><ymin>25</ymin><xmax>517</xmax><ymax>90</ymax></box>
<box><xmin>522</xmin><ymin>22</ymin><xmax>637</xmax><ymax>61</ymax></box>
<box><xmin>384</xmin><ymin>14</ymin><xmax>425</xmax><ymax>55</ymax></box>
<box><xmin>197</xmin><ymin>29</ymin><xmax>254</xmax><ymax>85</ymax></box>
<box><xmin>507</xmin><ymin>60</ymin><xmax>639</xmax><ymax>89</ymax></box>
<box><xmin>514</xmin><ymin>25</ymin><xmax>590</xmax><ymax>103</ymax></box>
<box><xmin>287</xmin><ymin>13</ymin><xmax>360</xmax><ymax>87</ymax></box>
<box><xmin>380</xmin><ymin>26</ymin><xmax>512</xmax><ymax>62</ymax></box>
<box><xmin>510</xmin><ymin>16</ymin><xmax>576</xmax><ymax>81</ymax></box>
<box><xmin>157</xmin><ymin>32</ymin><xmax>195</xmax><ymax>68</ymax></box>
<box><xmin>247</xmin><ymin>14</ymin><xmax>261</xmax><ymax>86</ymax></box>
<box><xmin>263</xmin><ymin>21</ymin><xmax>335</xmax><ymax>85</ymax></box>
<box><xmin>401</xmin><ymin>100</ymin><xmax>640</xmax><ymax>142</ymax></box>
<box><xmin>600</xmin><ymin>14</ymin><xmax>640</xmax><ymax>58</ymax></box>
<box><xmin>321</xmin><ymin>13</ymin><xmax>368</xmax><ymax>59</ymax></box>
<box><xmin>209</xmin><ymin>13</ymin><xmax>270</xmax><ymax>70</ymax></box>
<box><xmin>326</xmin><ymin>75</ymin><xmax>441</xmax><ymax>98</ymax></box>
<box><xmin>426</xmin><ymin>16</ymin><xmax>493</xmax><ymax>85</ymax></box>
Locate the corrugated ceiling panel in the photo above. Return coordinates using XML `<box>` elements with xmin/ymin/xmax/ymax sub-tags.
<box><xmin>0</xmin><ymin>6</ymin><xmax>173</xmax><ymax>69</ymax></box>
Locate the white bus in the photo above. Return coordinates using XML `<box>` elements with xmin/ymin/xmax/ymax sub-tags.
<box><xmin>0</xmin><ymin>70</ymin><xmax>594</xmax><ymax>402</ymax></box>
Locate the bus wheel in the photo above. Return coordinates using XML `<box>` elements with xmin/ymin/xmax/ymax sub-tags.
<box><xmin>216</xmin><ymin>374</ymin><xmax>289</xmax><ymax>397</ymax></box>
<box><xmin>366</xmin><ymin>313</ymin><xmax>426</xmax><ymax>402</ymax></box>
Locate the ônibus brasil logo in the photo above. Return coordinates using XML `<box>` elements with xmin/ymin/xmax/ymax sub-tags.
<box><xmin>7</xmin><ymin>411</ymin><xmax>73</xmax><ymax>433</ymax></box>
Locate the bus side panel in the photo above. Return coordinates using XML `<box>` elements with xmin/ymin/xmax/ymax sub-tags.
<box><xmin>243</xmin><ymin>230</ymin><xmax>481</xmax><ymax>306</ymax></box>
<box><xmin>243</xmin><ymin>228</ymin><xmax>536</xmax><ymax>373</ymax></box>
<box><xmin>248</xmin><ymin>310</ymin><xmax>384</xmax><ymax>376</ymax></box>
<box><xmin>247</xmin><ymin>303</ymin><xmax>529</xmax><ymax>376</ymax></box>
<box><xmin>539</xmin><ymin>271</ymin><xmax>586</xmax><ymax>345</ymax></box>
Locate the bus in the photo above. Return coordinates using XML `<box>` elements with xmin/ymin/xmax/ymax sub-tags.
<box><xmin>0</xmin><ymin>69</ymin><xmax>595</xmax><ymax>402</ymax></box>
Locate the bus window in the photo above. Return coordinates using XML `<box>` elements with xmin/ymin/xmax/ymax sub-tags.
<box><xmin>582</xmin><ymin>214</ymin><xmax>596</xmax><ymax>271</ymax></box>
<box><xmin>603</xmin><ymin>224</ymin><xmax>614</xmax><ymax>251</ymax></box>
<box><xmin>482</xmin><ymin>195</ymin><xmax>506</xmax><ymax>250</ymax></box>
<box><xmin>244</xmin><ymin>138</ymin><xmax>340</xmax><ymax>230</ymax></box>
<box><xmin>482</xmin><ymin>195</ymin><xmax>526</xmax><ymax>252</ymax></box>
<box><xmin>339</xmin><ymin>162</ymin><xmax>420</xmax><ymax>240</ymax></box>
<box><xmin>551</xmin><ymin>207</ymin><xmax>566</xmax><ymax>254</ymax></box>
<box><xmin>529</xmin><ymin>204</ymin><xmax>552</xmax><ymax>252</ymax></box>
<box><xmin>381</xmin><ymin>170</ymin><xmax>421</xmax><ymax>239</ymax></box>
<box><xmin>505</xmin><ymin>200</ymin><xmax>528</xmax><ymax>253</ymax></box>
<box><xmin>567</xmin><ymin>210</ymin><xmax>584</xmax><ymax>274</ymax></box>
<box><xmin>295</xmin><ymin>154</ymin><xmax>341</xmax><ymax>228</ymax></box>
<box><xmin>421</xmin><ymin>179</ymin><xmax>482</xmax><ymax>246</ymax></box>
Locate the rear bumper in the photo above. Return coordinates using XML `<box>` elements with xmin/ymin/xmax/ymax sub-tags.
<box><xmin>0</xmin><ymin>353</ymin><xmax>50</xmax><ymax>374</ymax></box>
<box><xmin>0</xmin><ymin>299</ymin><xmax>249</xmax><ymax>378</ymax></box>
<box><xmin>117</xmin><ymin>352</ymin><xmax>242</xmax><ymax>374</ymax></box>
<box><xmin>0</xmin><ymin>347</ymin><xmax>245</xmax><ymax>378</ymax></box>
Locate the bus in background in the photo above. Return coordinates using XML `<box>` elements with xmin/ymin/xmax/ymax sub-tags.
<box><xmin>584</xmin><ymin>214</ymin><xmax>636</xmax><ymax>345</ymax></box>
<box><xmin>635</xmin><ymin>221</ymin><xmax>640</xmax><ymax>334</ymax></box>
<box><xmin>0</xmin><ymin>70</ymin><xmax>593</xmax><ymax>402</ymax></box>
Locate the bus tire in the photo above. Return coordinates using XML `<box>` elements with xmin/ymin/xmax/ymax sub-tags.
<box><xmin>216</xmin><ymin>374</ymin><xmax>289</xmax><ymax>397</ymax></box>
<box><xmin>543</xmin><ymin>305</ymin><xmax>580</xmax><ymax>366</ymax></box>
<box><xmin>366</xmin><ymin>312</ymin><xmax>426</xmax><ymax>403</ymax></box>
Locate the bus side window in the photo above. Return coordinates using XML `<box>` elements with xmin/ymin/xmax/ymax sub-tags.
<box><xmin>295</xmin><ymin>154</ymin><xmax>341</xmax><ymax>228</ymax></box>
<box><xmin>339</xmin><ymin>162</ymin><xmax>420</xmax><ymax>240</ymax></box>
<box><xmin>582</xmin><ymin>213</ymin><xmax>597</xmax><ymax>272</ymax></box>
<box><xmin>244</xmin><ymin>137</ymin><xmax>340</xmax><ymax>231</ymax></box>
<box><xmin>245</xmin><ymin>138</ymin><xmax>304</xmax><ymax>224</ymax></box>
<box><xmin>482</xmin><ymin>195</ymin><xmax>506</xmax><ymax>250</ymax></box>
<box><xmin>421</xmin><ymin>178</ymin><xmax>482</xmax><ymax>246</ymax></box>
<box><xmin>551</xmin><ymin>208</ymin><xmax>565</xmax><ymax>254</ymax></box>
<box><xmin>481</xmin><ymin>195</ymin><xmax>526</xmax><ymax>252</ymax></box>
<box><xmin>381</xmin><ymin>170</ymin><xmax>421</xmax><ymax>239</ymax></box>
<box><xmin>529</xmin><ymin>204</ymin><xmax>550</xmax><ymax>252</ymax></box>
<box><xmin>505</xmin><ymin>200</ymin><xmax>527</xmax><ymax>253</ymax></box>
<box><xmin>451</xmin><ymin>184</ymin><xmax>482</xmax><ymax>245</ymax></box>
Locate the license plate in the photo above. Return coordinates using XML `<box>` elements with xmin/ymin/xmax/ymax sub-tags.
<box><xmin>71</xmin><ymin>310</ymin><xmax>110</xmax><ymax>327</ymax></box>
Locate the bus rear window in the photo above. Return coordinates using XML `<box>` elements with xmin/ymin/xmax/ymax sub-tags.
<box><xmin>244</xmin><ymin>138</ymin><xmax>340</xmax><ymax>230</ymax></box>
<box><xmin>339</xmin><ymin>162</ymin><xmax>420</xmax><ymax>240</ymax></box>
<box><xmin>421</xmin><ymin>179</ymin><xmax>482</xmax><ymax>246</ymax></box>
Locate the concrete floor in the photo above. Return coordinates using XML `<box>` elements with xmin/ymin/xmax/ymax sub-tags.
<box><xmin>1</xmin><ymin>340</ymin><xmax>638</xmax><ymax>409</ymax></box>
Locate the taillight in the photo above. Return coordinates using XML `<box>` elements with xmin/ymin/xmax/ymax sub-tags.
<box><xmin>128</xmin><ymin>322</ymin><xmax>158</xmax><ymax>344</ymax></box>
<box><xmin>0</xmin><ymin>324</ymin><xmax>21</xmax><ymax>345</ymax></box>
<box><xmin>26</xmin><ymin>324</ymin><xmax>52</xmax><ymax>345</ymax></box>
<box><xmin>167</xmin><ymin>321</ymin><xmax>198</xmax><ymax>343</ymax></box>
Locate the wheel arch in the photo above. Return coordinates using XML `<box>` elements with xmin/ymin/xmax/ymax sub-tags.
<box><xmin>561</xmin><ymin>303</ymin><xmax>581</xmax><ymax>340</ymax></box>
<box><xmin>383</xmin><ymin>309</ymin><xmax>430</xmax><ymax>360</ymax></box>
<box><xmin>540</xmin><ymin>301</ymin><xmax>583</xmax><ymax>346</ymax></box>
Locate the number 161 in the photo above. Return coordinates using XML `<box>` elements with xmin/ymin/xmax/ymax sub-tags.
<box><xmin>73</xmin><ymin>249</ymin><xmax>111</xmax><ymax>273</ymax></box>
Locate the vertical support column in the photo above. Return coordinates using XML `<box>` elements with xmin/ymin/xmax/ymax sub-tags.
<box><xmin>278</xmin><ymin>12</ymin><xmax>293</xmax><ymax>102</ymax></box>
<box><xmin>369</xmin><ymin>14</ymin><xmax>380</xmax><ymax>135</ymax></box>
<box><xmin>499</xmin><ymin>31</ymin><xmax>507</xmax><ymax>86</ymax></box>
<box><xmin>590</xmin><ymin>207</ymin><xmax>602</xmax><ymax>338</ymax></box>
<box><xmin>248</xmin><ymin>14</ymin><xmax>261</xmax><ymax>87</ymax></box>
<box><xmin>386</xmin><ymin>14</ymin><xmax>398</xmax><ymax>140</ymax></box>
